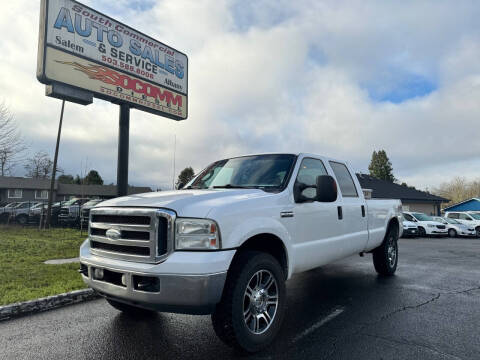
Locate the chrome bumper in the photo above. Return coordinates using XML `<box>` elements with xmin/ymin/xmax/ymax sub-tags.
<box><xmin>81</xmin><ymin>261</ymin><xmax>227</xmax><ymax>315</ymax></box>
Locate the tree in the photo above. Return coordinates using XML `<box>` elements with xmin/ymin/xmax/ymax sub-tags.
<box><xmin>0</xmin><ymin>102</ymin><xmax>26</xmax><ymax>176</ymax></box>
<box><xmin>368</xmin><ymin>150</ymin><xmax>395</xmax><ymax>182</ymax></box>
<box><xmin>58</xmin><ymin>174</ymin><xmax>74</xmax><ymax>184</ymax></box>
<box><xmin>84</xmin><ymin>170</ymin><xmax>103</xmax><ymax>185</ymax></box>
<box><xmin>433</xmin><ymin>177</ymin><xmax>480</xmax><ymax>206</ymax></box>
<box><xmin>24</xmin><ymin>151</ymin><xmax>55</xmax><ymax>179</ymax></box>
<box><xmin>176</xmin><ymin>167</ymin><xmax>195</xmax><ymax>188</ymax></box>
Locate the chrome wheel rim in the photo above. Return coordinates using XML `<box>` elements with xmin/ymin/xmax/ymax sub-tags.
<box><xmin>387</xmin><ymin>236</ymin><xmax>397</xmax><ymax>268</ymax></box>
<box><xmin>243</xmin><ymin>269</ymin><xmax>278</xmax><ymax>335</ymax></box>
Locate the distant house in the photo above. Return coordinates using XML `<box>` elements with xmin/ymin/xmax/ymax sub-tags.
<box><xmin>0</xmin><ymin>176</ymin><xmax>152</xmax><ymax>203</ymax></box>
<box><xmin>443</xmin><ymin>198</ymin><xmax>480</xmax><ymax>212</ymax></box>
<box><xmin>356</xmin><ymin>174</ymin><xmax>449</xmax><ymax>216</ymax></box>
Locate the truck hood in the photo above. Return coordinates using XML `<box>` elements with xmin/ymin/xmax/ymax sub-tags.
<box><xmin>95</xmin><ymin>189</ymin><xmax>277</xmax><ymax>218</ymax></box>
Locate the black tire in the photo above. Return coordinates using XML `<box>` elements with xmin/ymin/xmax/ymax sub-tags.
<box><xmin>0</xmin><ymin>213</ymin><xmax>8</xmax><ymax>224</ymax></box>
<box><xmin>448</xmin><ymin>228</ymin><xmax>457</xmax><ymax>238</ymax></box>
<box><xmin>418</xmin><ymin>227</ymin><xmax>426</xmax><ymax>237</ymax></box>
<box><xmin>476</xmin><ymin>227</ymin><xmax>480</xmax><ymax>238</ymax></box>
<box><xmin>16</xmin><ymin>214</ymin><xmax>28</xmax><ymax>225</ymax></box>
<box><xmin>373</xmin><ymin>225</ymin><xmax>399</xmax><ymax>276</ymax></box>
<box><xmin>211</xmin><ymin>251</ymin><xmax>286</xmax><ymax>353</ymax></box>
<box><xmin>106</xmin><ymin>298</ymin><xmax>156</xmax><ymax>316</ymax></box>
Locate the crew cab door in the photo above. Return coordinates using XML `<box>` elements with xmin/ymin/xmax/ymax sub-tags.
<box><xmin>328</xmin><ymin>161</ymin><xmax>369</xmax><ymax>252</ymax></box>
<box><xmin>290</xmin><ymin>157</ymin><xmax>345</xmax><ymax>272</ymax></box>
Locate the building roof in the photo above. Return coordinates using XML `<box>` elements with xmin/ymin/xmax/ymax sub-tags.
<box><xmin>0</xmin><ymin>176</ymin><xmax>56</xmax><ymax>190</ymax></box>
<box><xmin>443</xmin><ymin>198</ymin><xmax>480</xmax><ymax>212</ymax></box>
<box><xmin>356</xmin><ymin>174</ymin><xmax>449</xmax><ymax>203</ymax></box>
<box><xmin>0</xmin><ymin>176</ymin><xmax>151</xmax><ymax>196</ymax></box>
<box><xmin>57</xmin><ymin>183</ymin><xmax>152</xmax><ymax>196</ymax></box>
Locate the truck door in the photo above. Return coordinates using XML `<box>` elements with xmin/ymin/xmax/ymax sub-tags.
<box><xmin>291</xmin><ymin>157</ymin><xmax>345</xmax><ymax>272</ymax></box>
<box><xmin>328</xmin><ymin>161</ymin><xmax>369</xmax><ymax>252</ymax></box>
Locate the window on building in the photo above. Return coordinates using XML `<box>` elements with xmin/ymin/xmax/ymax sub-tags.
<box><xmin>35</xmin><ymin>190</ymin><xmax>49</xmax><ymax>200</ymax></box>
<box><xmin>7</xmin><ymin>189</ymin><xmax>22</xmax><ymax>199</ymax></box>
<box><xmin>329</xmin><ymin>161</ymin><xmax>358</xmax><ymax>197</ymax></box>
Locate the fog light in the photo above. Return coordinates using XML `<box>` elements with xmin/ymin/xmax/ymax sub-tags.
<box><xmin>121</xmin><ymin>274</ymin><xmax>127</xmax><ymax>286</ymax></box>
<box><xmin>94</xmin><ymin>268</ymin><xmax>104</xmax><ymax>280</ymax></box>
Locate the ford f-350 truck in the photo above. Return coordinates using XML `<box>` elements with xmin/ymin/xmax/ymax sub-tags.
<box><xmin>80</xmin><ymin>153</ymin><xmax>402</xmax><ymax>352</ymax></box>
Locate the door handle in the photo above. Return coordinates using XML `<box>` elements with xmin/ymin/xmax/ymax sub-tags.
<box><xmin>361</xmin><ymin>205</ymin><xmax>365</xmax><ymax>217</ymax></box>
<box><xmin>337</xmin><ymin>206</ymin><xmax>343</xmax><ymax>220</ymax></box>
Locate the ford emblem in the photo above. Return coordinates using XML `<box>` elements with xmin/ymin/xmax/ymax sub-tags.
<box><xmin>106</xmin><ymin>228</ymin><xmax>121</xmax><ymax>240</ymax></box>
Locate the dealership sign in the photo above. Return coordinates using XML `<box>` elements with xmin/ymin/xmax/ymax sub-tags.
<box><xmin>37</xmin><ymin>0</ymin><xmax>188</xmax><ymax>120</ymax></box>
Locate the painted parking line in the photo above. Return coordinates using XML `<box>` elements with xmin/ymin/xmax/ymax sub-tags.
<box><xmin>292</xmin><ymin>307</ymin><xmax>345</xmax><ymax>343</ymax></box>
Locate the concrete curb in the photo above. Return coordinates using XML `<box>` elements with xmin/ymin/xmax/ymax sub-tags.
<box><xmin>0</xmin><ymin>288</ymin><xmax>100</xmax><ymax>321</ymax></box>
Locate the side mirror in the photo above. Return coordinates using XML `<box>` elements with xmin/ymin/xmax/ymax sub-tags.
<box><xmin>316</xmin><ymin>175</ymin><xmax>338</xmax><ymax>202</ymax></box>
<box><xmin>177</xmin><ymin>182</ymin><xmax>185</xmax><ymax>190</ymax></box>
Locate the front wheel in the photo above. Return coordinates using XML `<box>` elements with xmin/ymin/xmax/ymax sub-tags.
<box><xmin>418</xmin><ymin>227</ymin><xmax>426</xmax><ymax>237</ymax></box>
<box><xmin>373</xmin><ymin>225</ymin><xmax>399</xmax><ymax>276</ymax></box>
<box><xmin>211</xmin><ymin>251</ymin><xmax>286</xmax><ymax>353</ymax></box>
<box><xmin>448</xmin><ymin>228</ymin><xmax>457</xmax><ymax>238</ymax></box>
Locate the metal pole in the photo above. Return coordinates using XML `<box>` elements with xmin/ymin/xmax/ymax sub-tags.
<box><xmin>46</xmin><ymin>99</ymin><xmax>65</xmax><ymax>228</ymax></box>
<box><xmin>117</xmin><ymin>103</ymin><xmax>130</xmax><ymax>197</ymax></box>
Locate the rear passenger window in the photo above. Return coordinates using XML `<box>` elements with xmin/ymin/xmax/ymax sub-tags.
<box><xmin>459</xmin><ymin>213</ymin><xmax>471</xmax><ymax>220</ymax></box>
<box><xmin>329</xmin><ymin>161</ymin><xmax>358</xmax><ymax>197</ymax></box>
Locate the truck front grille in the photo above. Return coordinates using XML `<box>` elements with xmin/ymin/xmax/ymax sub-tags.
<box><xmin>89</xmin><ymin>207</ymin><xmax>175</xmax><ymax>263</ymax></box>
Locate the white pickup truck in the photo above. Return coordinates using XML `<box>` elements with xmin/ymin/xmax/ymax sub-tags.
<box><xmin>79</xmin><ymin>153</ymin><xmax>403</xmax><ymax>352</ymax></box>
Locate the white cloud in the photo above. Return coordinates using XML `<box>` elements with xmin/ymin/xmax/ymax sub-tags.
<box><xmin>1</xmin><ymin>0</ymin><xmax>479</xmax><ymax>190</ymax></box>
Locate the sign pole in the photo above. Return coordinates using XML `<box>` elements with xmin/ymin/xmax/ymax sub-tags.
<box><xmin>46</xmin><ymin>99</ymin><xmax>65</xmax><ymax>228</ymax></box>
<box><xmin>117</xmin><ymin>103</ymin><xmax>130</xmax><ymax>196</ymax></box>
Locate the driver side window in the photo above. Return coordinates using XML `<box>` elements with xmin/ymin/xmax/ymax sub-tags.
<box><xmin>294</xmin><ymin>158</ymin><xmax>328</xmax><ymax>202</ymax></box>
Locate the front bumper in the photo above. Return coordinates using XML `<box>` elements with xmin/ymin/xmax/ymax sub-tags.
<box><xmin>80</xmin><ymin>240</ymin><xmax>235</xmax><ymax>315</ymax></box>
<box><xmin>402</xmin><ymin>228</ymin><xmax>419</xmax><ymax>236</ymax></box>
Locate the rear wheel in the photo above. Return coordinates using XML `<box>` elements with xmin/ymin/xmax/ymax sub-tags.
<box><xmin>211</xmin><ymin>251</ymin><xmax>286</xmax><ymax>353</ymax></box>
<box><xmin>106</xmin><ymin>299</ymin><xmax>156</xmax><ymax>316</ymax></box>
<box><xmin>448</xmin><ymin>228</ymin><xmax>457</xmax><ymax>238</ymax></box>
<box><xmin>373</xmin><ymin>225</ymin><xmax>399</xmax><ymax>276</ymax></box>
<box><xmin>16</xmin><ymin>214</ymin><xmax>28</xmax><ymax>225</ymax></box>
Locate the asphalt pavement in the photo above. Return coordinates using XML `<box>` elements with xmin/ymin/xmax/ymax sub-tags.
<box><xmin>1</xmin><ymin>237</ymin><xmax>479</xmax><ymax>360</ymax></box>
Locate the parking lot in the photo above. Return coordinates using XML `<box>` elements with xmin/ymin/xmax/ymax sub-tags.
<box><xmin>0</xmin><ymin>237</ymin><xmax>479</xmax><ymax>360</ymax></box>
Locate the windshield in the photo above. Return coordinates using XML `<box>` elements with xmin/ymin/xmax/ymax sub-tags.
<box><xmin>412</xmin><ymin>213</ymin><xmax>433</xmax><ymax>221</ymax></box>
<box><xmin>444</xmin><ymin>217</ymin><xmax>460</xmax><ymax>224</ymax></box>
<box><xmin>186</xmin><ymin>154</ymin><xmax>296</xmax><ymax>191</ymax></box>
<box><xmin>469</xmin><ymin>213</ymin><xmax>480</xmax><ymax>220</ymax></box>
<box><xmin>63</xmin><ymin>199</ymin><xmax>78</xmax><ymax>206</ymax></box>
<box><xmin>84</xmin><ymin>199</ymin><xmax>102</xmax><ymax>207</ymax></box>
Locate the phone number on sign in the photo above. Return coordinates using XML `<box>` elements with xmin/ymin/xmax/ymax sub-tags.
<box><xmin>101</xmin><ymin>56</ymin><xmax>154</xmax><ymax>79</ymax></box>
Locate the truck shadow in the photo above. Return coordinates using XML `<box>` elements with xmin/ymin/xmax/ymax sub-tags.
<box><xmin>89</xmin><ymin>258</ymin><xmax>407</xmax><ymax>360</ymax></box>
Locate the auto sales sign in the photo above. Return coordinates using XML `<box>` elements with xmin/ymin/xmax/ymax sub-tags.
<box><xmin>37</xmin><ymin>0</ymin><xmax>188</xmax><ymax>120</ymax></box>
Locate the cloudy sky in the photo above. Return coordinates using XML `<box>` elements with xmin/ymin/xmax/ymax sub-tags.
<box><xmin>1</xmin><ymin>0</ymin><xmax>480</xmax><ymax>190</ymax></box>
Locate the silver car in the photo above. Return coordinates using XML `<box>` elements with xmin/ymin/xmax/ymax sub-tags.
<box><xmin>432</xmin><ymin>217</ymin><xmax>476</xmax><ymax>238</ymax></box>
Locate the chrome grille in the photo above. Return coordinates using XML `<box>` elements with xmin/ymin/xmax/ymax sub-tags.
<box><xmin>89</xmin><ymin>207</ymin><xmax>175</xmax><ymax>263</ymax></box>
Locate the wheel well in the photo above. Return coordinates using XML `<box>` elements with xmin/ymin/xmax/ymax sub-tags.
<box><xmin>234</xmin><ymin>233</ymin><xmax>288</xmax><ymax>279</ymax></box>
<box><xmin>388</xmin><ymin>217</ymin><xmax>399</xmax><ymax>234</ymax></box>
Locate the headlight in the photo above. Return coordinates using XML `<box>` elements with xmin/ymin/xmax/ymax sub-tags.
<box><xmin>427</xmin><ymin>224</ymin><xmax>435</xmax><ymax>228</ymax></box>
<box><xmin>175</xmin><ymin>218</ymin><xmax>221</xmax><ymax>250</ymax></box>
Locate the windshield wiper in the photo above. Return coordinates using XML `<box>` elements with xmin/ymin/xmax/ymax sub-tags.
<box><xmin>212</xmin><ymin>184</ymin><xmax>256</xmax><ymax>189</ymax></box>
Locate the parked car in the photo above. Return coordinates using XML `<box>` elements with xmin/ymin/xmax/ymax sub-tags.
<box><xmin>58</xmin><ymin>198</ymin><xmax>90</xmax><ymax>226</ymax></box>
<box><xmin>444</xmin><ymin>211</ymin><xmax>480</xmax><ymax>237</ymax></box>
<box><xmin>80</xmin><ymin>199</ymin><xmax>104</xmax><ymax>228</ymax></box>
<box><xmin>29</xmin><ymin>202</ymin><xmax>63</xmax><ymax>226</ymax></box>
<box><xmin>0</xmin><ymin>202</ymin><xmax>18</xmax><ymax>222</ymax></box>
<box><xmin>11</xmin><ymin>201</ymin><xmax>41</xmax><ymax>225</ymax></box>
<box><xmin>80</xmin><ymin>152</ymin><xmax>403</xmax><ymax>352</ymax></box>
<box><xmin>403</xmin><ymin>211</ymin><xmax>448</xmax><ymax>237</ymax></box>
<box><xmin>432</xmin><ymin>216</ymin><xmax>476</xmax><ymax>238</ymax></box>
<box><xmin>402</xmin><ymin>218</ymin><xmax>419</xmax><ymax>237</ymax></box>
